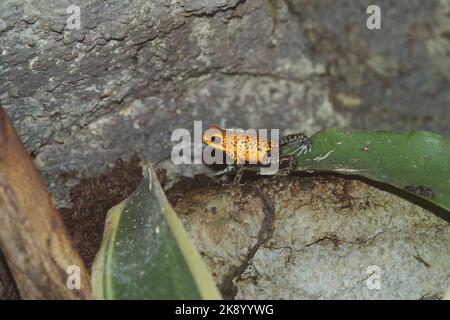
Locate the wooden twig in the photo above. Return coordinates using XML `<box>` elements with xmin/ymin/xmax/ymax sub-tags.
<box><xmin>0</xmin><ymin>107</ymin><xmax>92</xmax><ymax>299</ymax></box>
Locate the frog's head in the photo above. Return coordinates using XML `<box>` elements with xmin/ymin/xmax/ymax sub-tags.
<box><xmin>202</xmin><ymin>125</ymin><xmax>226</xmax><ymax>151</ymax></box>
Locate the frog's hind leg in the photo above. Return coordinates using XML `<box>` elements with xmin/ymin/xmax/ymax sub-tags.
<box><xmin>280</xmin><ymin>132</ymin><xmax>310</xmax><ymax>147</ymax></box>
<box><xmin>280</xmin><ymin>133</ymin><xmax>312</xmax><ymax>157</ymax></box>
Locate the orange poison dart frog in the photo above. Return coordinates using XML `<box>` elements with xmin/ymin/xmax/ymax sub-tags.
<box><xmin>202</xmin><ymin>125</ymin><xmax>312</xmax><ymax>183</ymax></box>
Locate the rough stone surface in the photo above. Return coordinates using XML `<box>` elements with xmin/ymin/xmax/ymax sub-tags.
<box><xmin>1</xmin><ymin>0</ymin><xmax>449</xmax><ymax>206</ymax></box>
<box><xmin>168</xmin><ymin>175</ymin><xmax>450</xmax><ymax>300</ymax></box>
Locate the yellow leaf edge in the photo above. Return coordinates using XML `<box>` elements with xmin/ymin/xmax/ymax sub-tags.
<box><xmin>91</xmin><ymin>199</ymin><xmax>126</xmax><ymax>299</ymax></box>
<box><xmin>91</xmin><ymin>164</ymin><xmax>222</xmax><ymax>300</ymax></box>
<box><xmin>147</xmin><ymin>165</ymin><xmax>222</xmax><ymax>300</ymax></box>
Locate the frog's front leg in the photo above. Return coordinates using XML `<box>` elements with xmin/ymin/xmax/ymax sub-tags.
<box><xmin>280</xmin><ymin>132</ymin><xmax>312</xmax><ymax>157</ymax></box>
<box><xmin>212</xmin><ymin>164</ymin><xmax>245</xmax><ymax>184</ymax></box>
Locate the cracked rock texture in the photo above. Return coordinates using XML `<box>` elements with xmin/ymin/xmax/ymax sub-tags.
<box><xmin>1</xmin><ymin>0</ymin><xmax>450</xmax><ymax>206</ymax></box>
<box><xmin>168</xmin><ymin>175</ymin><xmax>450</xmax><ymax>299</ymax></box>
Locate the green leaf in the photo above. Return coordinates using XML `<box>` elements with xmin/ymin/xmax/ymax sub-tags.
<box><xmin>91</xmin><ymin>164</ymin><xmax>222</xmax><ymax>300</ymax></box>
<box><xmin>284</xmin><ymin>129</ymin><xmax>450</xmax><ymax>212</ymax></box>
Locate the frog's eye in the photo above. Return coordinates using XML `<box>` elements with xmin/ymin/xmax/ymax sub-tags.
<box><xmin>211</xmin><ymin>135</ymin><xmax>222</xmax><ymax>144</ymax></box>
<box><xmin>203</xmin><ymin>126</ymin><xmax>223</xmax><ymax>145</ymax></box>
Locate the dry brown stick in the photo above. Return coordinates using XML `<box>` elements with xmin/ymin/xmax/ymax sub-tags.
<box><xmin>0</xmin><ymin>107</ymin><xmax>92</xmax><ymax>299</ymax></box>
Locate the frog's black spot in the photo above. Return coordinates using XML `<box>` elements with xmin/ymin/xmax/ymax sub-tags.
<box><xmin>403</xmin><ymin>185</ymin><xmax>435</xmax><ymax>198</ymax></box>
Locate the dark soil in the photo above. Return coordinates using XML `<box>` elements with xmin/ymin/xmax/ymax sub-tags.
<box><xmin>59</xmin><ymin>155</ymin><xmax>143</xmax><ymax>270</ymax></box>
<box><xmin>0</xmin><ymin>251</ymin><xmax>20</xmax><ymax>299</ymax></box>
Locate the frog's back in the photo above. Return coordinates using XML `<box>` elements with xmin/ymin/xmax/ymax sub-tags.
<box><xmin>203</xmin><ymin>125</ymin><xmax>274</xmax><ymax>164</ymax></box>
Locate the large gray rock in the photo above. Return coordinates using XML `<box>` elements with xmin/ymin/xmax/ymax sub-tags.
<box><xmin>169</xmin><ymin>176</ymin><xmax>450</xmax><ymax>300</ymax></box>
<box><xmin>1</xmin><ymin>0</ymin><xmax>449</xmax><ymax>205</ymax></box>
